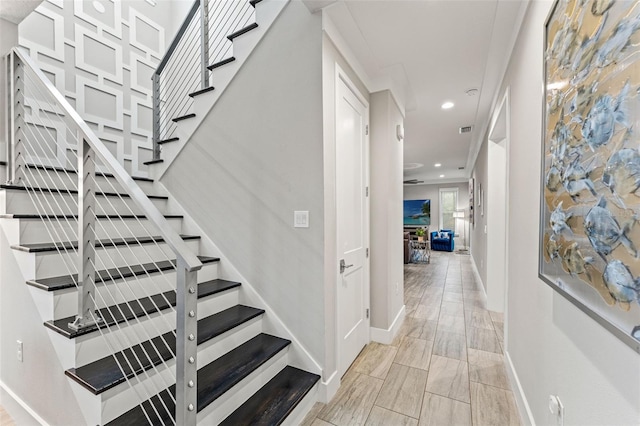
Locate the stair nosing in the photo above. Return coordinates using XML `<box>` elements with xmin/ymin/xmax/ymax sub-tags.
<box><xmin>12</xmin><ymin>234</ymin><xmax>200</xmax><ymax>253</ymax></box>
<box><xmin>31</xmin><ymin>255</ymin><xmax>220</xmax><ymax>293</ymax></box>
<box><xmin>44</xmin><ymin>279</ymin><xmax>239</xmax><ymax>339</ymax></box>
<box><xmin>156</xmin><ymin>137</ymin><xmax>179</xmax><ymax>145</ymax></box>
<box><xmin>219</xmin><ymin>366</ymin><xmax>321</xmax><ymax>426</ymax></box>
<box><xmin>65</xmin><ymin>304</ymin><xmax>262</xmax><ymax>395</ymax></box>
<box><xmin>0</xmin><ymin>184</ymin><xmax>168</xmax><ymax>200</ymax></box>
<box><xmin>0</xmin><ymin>213</ymin><xmax>183</xmax><ymax>220</ymax></box>
<box><xmin>143</xmin><ymin>159</ymin><xmax>164</xmax><ymax>166</ymax></box>
<box><xmin>105</xmin><ymin>334</ymin><xmax>291</xmax><ymax>426</ymax></box>
<box><xmin>227</xmin><ymin>22</ymin><xmax>259</xmax><ymax>41</ymax></box>
<box><xmin>22</xmin><ymin>164</ymin><xmax>154</xmax><ymax>182</ymax></box>
<box><xmin>207</xmin><ymin>56</ymin><xmax>236</xmax><ymax>70</ymax></box>
<box><xmin>188</xmin><ymin>86</ymin><xmax>215</xmax><ymax>98</ymax></box>
<box><xmin>171</xmin><ymin>113</ymin><xmax>196</xmax><ymax>123</ymax></box>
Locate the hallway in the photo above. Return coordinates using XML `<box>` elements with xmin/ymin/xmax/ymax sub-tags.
<box><xmin>303</xmin><ymin>252</ymin><xmax>521</xmax><ymax>425</ymax></box>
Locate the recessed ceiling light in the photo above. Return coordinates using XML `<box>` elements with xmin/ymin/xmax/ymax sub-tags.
<box><xmin>441</xmin><ymin>102</ymin><xmax>454</xmax><ymax>110</ymax></box>
<box><xmin>440</xmin><ymin>174</ymin><xmax>445</xmax><ymax>178</ymax></box>
<box><xmin>404</xmin><ymin>163</ymin><xmax>423</xmax><ymax>170</ymax></box>
<box><xmin>434</xmin><ymin>163</ymin><xmax>441</xmax><ymax>167</ymax></box>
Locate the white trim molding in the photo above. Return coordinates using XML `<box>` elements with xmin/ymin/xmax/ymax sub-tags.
<box><xmin>505</xmin><ymin>350</ymin><xmax>536</xmax><ymax>426</ymax></box>
<box><xmin>0</xmin><ymin>381</ymin><xmax>51</xmax><ymax>426</ymax></box>
<box><xmin>370</xmin><ymin>305</ymin><xmax>406</xmax><ymax>345</ymax></box>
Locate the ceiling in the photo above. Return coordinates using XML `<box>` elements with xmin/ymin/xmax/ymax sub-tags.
<box><xmin>317</xmin><ymin>0</ymin><xmax>528</xmax><ymax>185</ymax></box>
<box><xmin>0</xmin><ymin>0</ymin><xmax>42</xmax><ymax>24</ymax></box>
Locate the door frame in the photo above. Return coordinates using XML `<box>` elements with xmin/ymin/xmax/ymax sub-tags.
<box><xmin>486</xmin><ymin>88</ymin><xmax>510</xmax><ymax>320</ymax></box>
<box><xmin>334</xmin><ymin>63</ymin><xmax>370</xmax><ymax>377</ymax></box>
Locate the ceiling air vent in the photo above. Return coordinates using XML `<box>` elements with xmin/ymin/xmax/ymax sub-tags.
<box><xmin>458</xmin><ymin>167</ymin><xmax>465</xmax><ymax>170</ymax></box>
<box><xmin>459</xmin><ymin>126</ymin><xmax>473</xmax><ymax>134</ymax></box>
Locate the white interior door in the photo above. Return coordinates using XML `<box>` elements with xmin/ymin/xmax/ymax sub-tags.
<box><xmin>336</xmin><ymin>71</ymin><xmax>369</xmax><ymax>378</ymax></box>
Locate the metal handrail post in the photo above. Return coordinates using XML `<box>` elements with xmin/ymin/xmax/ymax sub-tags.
<box><xmin>69</xmin><ymin>137</ymin><xmax>103</xmax><ymax>331</ymax></box>
<box><xmin>6</xmin><ymin>52</ymin><xmax>15</xmax><ymax>184</ymax></box>
<box><xmin>200</xmin><ymin>0</ymin><xmax>210</xmax><ymax>90</ymax></box>
<box><xmin>175</xmin><ymin>259</ymin><xmax>198</xmax><ymax>426</ymax></box>
<box><xmin>152</xmin><ymin>73</ymin><xmax>161</xmax><ymax>158</ymax></box>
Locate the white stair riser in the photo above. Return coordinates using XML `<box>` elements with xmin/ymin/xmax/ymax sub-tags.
<box><xmin>73</xmin><ymin>285</ymin><xmax>237</xmax><ymax>366</ymax></box>
<box><xmin>12</xmin><ymin>217</ymin><xmax>183</xmax><ymax>245</ymax></box>
<box><xmin>3</xmin><ymin>190</ymin><xmax>168</xmax><ymax>216</ymax></box>
<box><xmin>96</xmin><ymin>317</ymin><xmax>266</xmax><ymax>424</ymax></box>
<box><xmin>50</xmin><ymin>262</ymin><xmax>220</xmax><ymax>320</ymax></box>
<box><xmin>22</xmin><ymin>172</ymin><xmax>159</xmax><ymax>196</ymax></box>
<box><xmin>32</xmin><ymin>238</ymin><xmax>200</xmax><ymax>279</ymax></box>
<box><xmin>198</xmin><ymin>347</ymin><xmax>290</xmax><ymax>425</ymax></box>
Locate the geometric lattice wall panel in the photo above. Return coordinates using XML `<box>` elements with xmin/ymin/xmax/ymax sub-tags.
<box><xmin>129</xmin><ymin>8</ymin><xmax>165</xmax><ymax>60</ymax></box>
<box><xmin>18</xmin><ymin>0</ymin><xmax>174</xmax><ymax>177</ymax></box>
<box><xmin>76</xmin><ymin>76</ymin><xmax>124</xmax><ymax>129</ymax></box>
<box><xmin>74</xmin><ymin>0</ymin><xmax>122</xmax><ymax>39</ymax></box>
<box><xmin>130</xmin><ymin>52</ymin><xmax>155</xmax><ymax>95</ymax></box>
<box><xmin>19</xmin><ymin>10</ymin><xmax>65</xmax><ymax>61</ymax></box>
<box><xmin>75</xmin><ymin>24</ymin><xmax>123</xmax><ymax>84</ymax></box>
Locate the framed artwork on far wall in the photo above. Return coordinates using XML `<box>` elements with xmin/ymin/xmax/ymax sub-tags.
<box><xmin>539</xmin><ymin>0</ymin><xmax>640</xmax><ymax>353</ymax></box>
<box><xmin>469</xmin><ymin>178</ymin><xmax>475</xmax><ymax>226</ymax></box>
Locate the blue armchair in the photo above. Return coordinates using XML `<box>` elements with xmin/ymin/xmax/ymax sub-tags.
<box><xmin>431</xmin><ymin>229</ymin><xmax>454</xmax><ymax>252</ymax></box>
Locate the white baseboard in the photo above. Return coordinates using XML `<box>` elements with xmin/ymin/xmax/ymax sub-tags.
<box><xmin>0</xmin><ymin>381</ymin><xmax>50</xmax><ymax>426</ymax></box>
<box><xmin>470</xmin><ymin>256</ymin><xmax>487</xmax><ymax>299</ymax></box>
<box><xmin>370</xmin><ymin>305</ymin><xmax>406</xmax><ymax>345</ymax></box>
<box><xmin>504</xmin><ymin>350</ymin><xmax>535</xmax><ymax>426</ymax></box>
<box><xmin>318</xmin><ymin>370</ymin><xmax>339</xmax><ymax>404</ymax></box>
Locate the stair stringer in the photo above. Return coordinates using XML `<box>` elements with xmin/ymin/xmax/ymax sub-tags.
<box><xmin>148</xmin><ymin>0</ymin><xmax>290</xmax><ymax>180</ymax></box>
<box><xmin>160</xmin><ymin>182</ymin><xmax>325</xmax><ymax>393</ymax></box>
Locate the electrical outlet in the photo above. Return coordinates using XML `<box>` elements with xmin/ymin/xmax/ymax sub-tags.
<box><xmin>548</xmin><ymin>395</ymin><xmax>564</xmax><ymax>426</ymax></box>
<box><xmin>17</xmin><ymin>340</ymin><xmax>23</xmax><ymax>362</ymax></box>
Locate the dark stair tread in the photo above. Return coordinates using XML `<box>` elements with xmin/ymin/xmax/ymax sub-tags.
<box><xmin>143</xmin><ymin>159</ymin><xmax>164</xmax><ymax>166</ymax></box>
<box><xmin>30</xmin><ymin>255</ymin><xmax>219</xmax><ymax>292</ymax></box>
<box><xmin>220</xmin><ymin>366</ymin><xmax>320</xmax><ymax>426</ymax></box>
<box><xmin>227</xmin><ymin>22</ymin><xmax>259</xmax><ymax>41</ymax></box>
<box><xmin>0</xmin><ymin>184</ymin><xmax>168</xmax><ymax>200</ymax></box>
<box><xmin>156</xmin><ymin>137</ymin><xmax>179</xmax><ymax>145</ymax></box>
<box><xmin>66</xmin><ymin>304</ymin><xmax>263</xmax><ymax>394</ymax></box>
<box><xmin>12</xmin><ymin>234</ymin><xmax>200</xmax><ymax>253</ymax></box>
<box><xmin>208</xmin><ymin>56</ymin><xmax>236</xmax><ymax>70</ymax></box>
<box><xmin>250</xmin><ymin>0</ymin><xmax>263</xmax><ymax>7</ymax></box>
<box><xmin>188</xmin><ymin>86</ymin><xmax>215</xmax><ymax>98</ymax></box>
<box><xmin>45</xmin><ymin>278</ymin><xmax>239</xmax><ymax>338</ymax></box>
<box><xmin>0</xmin><ymin>213</ymin><xmax>183</xmax><ymax>220</ymax></box>
<box><xmin>172</xmin><ymin>113</ymin><xmax>196</xmax><ymax>123</ymax></box>
<box><xmin>23</xmin><ymin>164</ymin><xmax>154</xmax><ymax>182</ymax></box>
<box><xmin>0</xmin><ymin>161</ymin><xmax>6</xmax><ymax>166</ymax></box>
<box><xmin>106</xmin><ymin>334</ymin><xmax>291</xmax><ymax>426</ymax></box>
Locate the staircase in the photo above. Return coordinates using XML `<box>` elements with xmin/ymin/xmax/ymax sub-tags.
<box><xmin>0</xmin><ymin>0</ymin><xmax>320</xmax><ymax>424</ymax></box>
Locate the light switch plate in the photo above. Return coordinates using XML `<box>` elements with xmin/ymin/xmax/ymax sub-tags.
<box><xmin>294</xmin><ymin>211</ymin><xmax>309</xmax><ymax>228</ymax></box>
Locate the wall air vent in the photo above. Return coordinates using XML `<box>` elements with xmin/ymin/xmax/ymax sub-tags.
<box><xmin>459</xmin><ymin>126</ymin><xmax>473</xmax><ymax>134</ymax></box>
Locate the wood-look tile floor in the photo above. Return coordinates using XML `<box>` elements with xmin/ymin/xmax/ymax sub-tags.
<box><xmin>302</xmin><ymin>252</ymin><xmax>521</xmax><ymax>426</ymax></box>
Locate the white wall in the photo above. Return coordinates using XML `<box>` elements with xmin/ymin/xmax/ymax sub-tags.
<box><xmin>0</xmin><ymin>223</ymin><xmax>86</xmax><ymax>424</ymax></box>
<box><xmin>18</xmin><ymin>0</ymin><xmax>187</xmax><ymax>176</ymax></box>
<box><xmin>486</xmin><ymin>138</ymin><xmax>506</xmax><ymax>312</ymax></box>
<box><xmin>403</xmin><ymin>182</ymin><xmax>469</xmax><ymax>247</ymax></box>
<box><xmin>369</xmin><ymin>90</ymin><xmax>404</xmax><ymax>336</ymax></box>
<box><xmin>491</xmin><ymin>1</ymin><xmax>640</xmax><ymax>424</ymax></box>
<box><xmin>470</xmin><ymin>133</ymin><xmax>488</xmax><ymax>288</ymax></box>
<box><xmin>161</xmin><ymin>1</ymin><xmax>326</xmax><ymax>366</ymax></box>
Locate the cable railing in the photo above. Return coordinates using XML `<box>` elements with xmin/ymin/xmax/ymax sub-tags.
<box><xmin>153</xmin><ymin>0</ymin><xmax>255</xmax><ymax>156</ymax></box>
<box><xmin>6</xmin><ymin>47</ymin><xmax>202</xmax><ymax>425</ymax></box>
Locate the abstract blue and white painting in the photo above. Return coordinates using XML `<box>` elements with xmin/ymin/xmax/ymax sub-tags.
<box><xmin>540</xmin><ymin>0</ymin><xmax>640</xmax><ymax>351</ymax></box>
